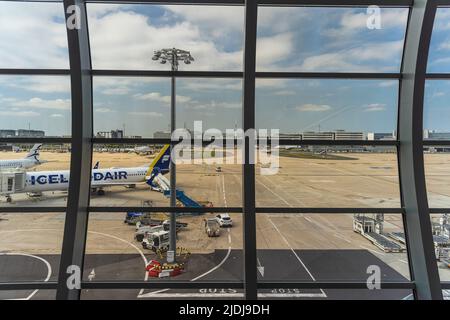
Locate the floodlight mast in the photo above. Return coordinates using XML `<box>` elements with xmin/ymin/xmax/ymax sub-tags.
<box><xmin>152</xmin><ymin>48</ymin><xmax>194</xmax><ymax>263</ymax></box>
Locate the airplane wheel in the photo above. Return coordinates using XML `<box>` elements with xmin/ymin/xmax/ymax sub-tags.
<box><xmin>97</xmin><ymin>189</ymin><xmax>105</xmax><ymax>196</ymax></box>
<box><xmin>136</xmin><ymin>234</ymin><xmax>144</xmax><ymax>242</ymax></box>
<box><xmin>6</xmin><ymin>197</ymin><xmax>12</xmax><ymax>203</ymax></box>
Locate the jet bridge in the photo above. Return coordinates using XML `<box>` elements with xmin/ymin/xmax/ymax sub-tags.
<box><xmin>0</xmin><ymin>170</ymin><xmax>26</xmax><ymax>202</ymax></box>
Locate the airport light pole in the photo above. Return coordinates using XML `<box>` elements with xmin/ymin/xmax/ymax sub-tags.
<box><xmin>152</xmin><ymin>48</ymin><xmax>194</xmax><ymax>263</ymax></box>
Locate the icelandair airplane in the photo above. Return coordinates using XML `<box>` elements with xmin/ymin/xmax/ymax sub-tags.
<box><xmin>2</xmin><ymin>145</ymin><xmax>170</xmax><ymax>199</ymax></box>
<box><xmin>0</xmin><ymin>144</ymin><xmax>44</xmax><ymax>170</ymax></box>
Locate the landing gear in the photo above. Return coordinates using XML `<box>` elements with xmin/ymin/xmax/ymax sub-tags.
<box><xmin>5</xmin><ymin>196</ymin><xmax>12</xmax><ymax>203</ymax></box>
<box><xmin>97</xmin><ymin>189</ymin><xmax>105</xmax><ymax>196</ymax></box>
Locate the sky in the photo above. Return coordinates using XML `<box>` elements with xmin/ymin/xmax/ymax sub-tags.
<box><xmin>0</xmin><ymin>2</ymin><xmax>449</xmax><ymax>137</ymax></box>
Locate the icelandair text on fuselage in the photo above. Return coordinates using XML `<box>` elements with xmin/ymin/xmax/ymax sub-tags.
<box><xmin>30</xmin><ymin>171</ymin><xmax>128</xmax><ymax>185</ymax></box>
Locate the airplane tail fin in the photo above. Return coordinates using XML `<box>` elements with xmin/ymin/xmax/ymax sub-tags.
<box><xmin>93</xmin><ymin>161</ymin><xmax>100</xmax><ymax>169</ymax></box>
<box><xmin>25</xmin><ymin>144</ymin><xmax>42</xmax><ymax>162</ymax></box>
<box><xmin>145</xmin><ymin>145</ymin><xmax>171</xmax><ymax>186</ymax></box>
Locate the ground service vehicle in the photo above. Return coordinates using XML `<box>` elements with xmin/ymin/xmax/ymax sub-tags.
<box><xmin>142</xmin><ymin>230</ymin><xmax>170</xmax><ymax>252</ymax></box>
<box><xmin>204</xmin><ymin>218</ymin><xmax>220</xmax><ymax>237</ymax></box>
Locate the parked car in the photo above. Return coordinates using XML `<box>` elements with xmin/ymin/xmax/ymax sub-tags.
<box><xmin>216</xmin><ymin>213</ymin><xmax>233</xmax><ymax>227</ymax></box>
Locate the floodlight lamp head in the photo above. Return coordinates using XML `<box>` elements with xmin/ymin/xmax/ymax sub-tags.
<box><xmin>160</xmin><ymin>59</ymin><xmax>167</xmax><ymax>64</ymax></box>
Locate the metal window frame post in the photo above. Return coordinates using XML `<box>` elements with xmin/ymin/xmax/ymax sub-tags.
<box><xmin>242</xmin><ymin>0</ymin><xmax>258</xmax><ymax>300</ymax></box>
<box><xmin>398</xmin><ymin>0</ymin><xmax>442</xmax><ymax>300</ymax></box>
<box><xmin>56</xmin><ymin>0</ymin><xmax>93</xmax><ymax>300</ymax></box>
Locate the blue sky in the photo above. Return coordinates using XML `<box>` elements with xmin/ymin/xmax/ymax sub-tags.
<box><xmin>0</xmin><ymin>2</ymin><xmax>448</xmax><ymax>137</ymax></box>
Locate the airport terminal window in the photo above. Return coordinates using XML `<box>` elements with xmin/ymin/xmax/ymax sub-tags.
<box><xmin>429</xmin><ymin>214</ymin><xmax>450</xmax><ymax>283</ymax></box>
<box><xmin>0</xmin><ymin>76</ymin><xmax>71</xmax><ymax>138</ymax></box>
<box><xmin>256</xmin><ymin>213</ymin><xmax>411</xmax><ymax>299</ymax></box>
<box><xmin>83</xmin><ymin>209</ymin><xmax>244</xmax><ymax>291</ymax></box>
<box><xmin>0</xmin><ymin>211</ymin><xmax>65</xmax><ymax>300</ymax></box>
<box><xmin>424</xmin><ymin>147</ymin><xmax>450</xmax><ymax>208</ymax></box>
<box><xmin>89</xmin><ymin>143</ymin><xmax>170</xmax><ymax>207</ymax></box>
<box><xmin>427</xmin><ymin>8</ymin><xmax>450</xmax><ymax>73</ymax></box>
<box><xmin>424</xmin><ymin>81</ymin><xmax>450</xmax><ymax>141</ymax></box>
<box><xmin>0</xmin><ymin>143</ymin><xmax>71</xmax><ymax>207</ymax></box>
<box><xmin>256</xmin><ymin>79</ymin><xmax>399</xmax><ymax>134</ymax></box>
<box><xmin>0</xmin><ymin>1</ymin><xmax>69</xmax><ymax>69</ymax></box>
<box><xmin>256</xmin><ymin>7</ymin><xmax>408</xmax><ymax>72</ymax></box>
<box><xmin>176</xmin><ymin>78</ymin><xmax>242</xmax><ymax>132</ymax></box>
<box><xmin>86</xmin><ymin>3</ymin><xmax>244</xmax><ymax>71</ymax></box>
<box><xmin>255</xmin><ymin>146</ymin><xmax>400</xmax><ymax>208</ymax></box>
<box><xmin>1</xmin><ymin>0</ymin><xmax>449</xmax><ymax>301</ymax></box>
<box><xmin>93</xmin><ymin>77</ymin><xmax>170</xmax><ymax>138</ymax></box>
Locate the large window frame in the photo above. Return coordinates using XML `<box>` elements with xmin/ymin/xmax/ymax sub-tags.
<box><xmin>0</xmin><ymin>0</ymin><xmax>449</xmax><ymax>300</ymax></box>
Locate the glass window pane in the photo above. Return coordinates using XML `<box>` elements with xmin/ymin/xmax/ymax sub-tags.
<box><xmin>84</xmin><ymin>210</ymin><xmax>243</xmax><ymax>284</ymax></box>
<box><xmin>257</xmin><ymin>7</ymin><xmax>408</xmax><ymax>72</ymax></box>
<box><xmin>176</xmin><ymin>78</ymin><xmax>242</xmax><ymax>132</ymax></box>
<box><xmin>0</xmin><ymin>211</ymin><xmax>64</xmax><ymax>299</ymax></box>
<box><xmin>89</xmin><ymin>144</ymin><xmax>169</xmax><ymax>207</ymax></box>
<box><xmin>0</xmin><ymin>1</ymin><xmax>69</xmax><ymax>69</ymax></box>
<box><xmin>428</xmin><ymin>8</ymin><xmax>450</xmax><ymax>73</ymax></box>
<box><xmin>0</xmin><ymin>76</ymin><xmax>71</xmax><ymax>137</ymax></box>
<box><xmin>256</xmin><ymin>79</ymin><xmax>398</xmax><ymax>134</ymax></box>
<box><xmin>257</xmin><ymin>213</ymin><xmax>411</xmax><ymax>299</ymax></box>
<box><xmin>0</xmin><ymin>143</ymin><xmax>71</xmax><ymax>207</ymax></box>
<box><xmin>93</xmin><ymin>77</ymin><xmax>170</xmax><ymax>139</ymax></box>
<box><xmin>87</xmin><ymin>4</ymin><xmax>244</xmax><ymax>71</ymax></box>
<box><xmin>424</xmin><ymin>148</ymin><xmax>450</xmax><ymax>208</ymax></box>
<box><xmin>424</xmin><ymin>81</ymin><xmax>450</xmax><ymax>139</ymax></box>
<box><xmin>256</xmin><ymin>146</ymin><xmax>400</xmax><ymax>208</ymax></box>
<box><xmin>430</xmin><ymin>214</ymin><xmax>450</xmax><ymax>282</ymax></box>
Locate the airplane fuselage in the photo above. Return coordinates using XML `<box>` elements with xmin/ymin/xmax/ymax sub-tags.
<box><xmin>23</xmin><ymin>167</ymin><xmax>149</xmax><ymax>193</ymax></box>
<box><xmin>0</xmin><ymin>159</ymin><xmax>38</xmax><ymax>170</ymax></box>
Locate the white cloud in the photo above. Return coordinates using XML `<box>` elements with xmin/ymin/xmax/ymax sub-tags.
<box><xmin>274</xmin><ymin>90</ymin><xmax>296</xmax><ymax>96</ymax></box>
<box><xmin>256</xmin><ymin>33</ymin><xmax>294</xmax><ymax>70</ymax></box>
<box><xmin>129</xmin><ymin>111</ymin><xmax>164</xmax><ymax>117</ymax></box>
<box><xmin>0</xmin><ymin>2</ymin><xmax>68</xmax><ymax>68</ymax></box>
<box><xmin>378</xmin><ymin>81</ymin><xmax>397</xmax><ymax>88</ymax></box>
<box><xmin>11</xmin><ymin>97</ymin><xmax>71</xmax><ymax>110</ymax></box>
<box><xmin>0</xmin><ymin>110</ymin><xmax>40</xmax><ymax>117</ymax></box>
<box><xmin>296</xmin><ymin>104</ymin><xmax>331</xmax><ymax>112</ymax></box>
<box><xmin>95</xmin><ymin>108</ymin><xmax>115</xmax><ymax>113</ymax></box>
<box><xmin>162</xmin><ymin>5</ymin><xmax>244</xmax><ymax>36</ymax></box>
<box><xmin>134</xmin><ymin>92</ymin><xmax>191</xmax><ymax>104</ymax></box>
<box><xmin>439</xmin><ymin>40</ymin><xmax>450</xmax><ymax>51</ymax></box>
<box><xmin>186</xmin><ymin>101</ymin><xmax>240</xmax><ymax>110</ymax></box>
<box><xmin>88</xmin><ymin>9</ymin><xmax>242</xmax><ymax>71</ymax></box>
<box><xmin>50</xmin><ymin>113</ymin><xmax>64</xmax><ymax>118</ymax></box>
<box><xmin>364</xmin><ymin>103</ymin><xmax>386</xmax><ymax>112</ymax></box>
<box><xmin>300</xmin><ymin>40</ymin><xmax>403</xmax><ymax>72</ymax></box>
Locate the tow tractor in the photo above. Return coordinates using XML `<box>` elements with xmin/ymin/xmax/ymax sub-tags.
<box><xmin>142</xmin><ymin>230</ymin><xmax>170</xmax><ymax>252</ymax></box>
<box><xmin>204</xmin><ymin>218</ymin><xmax>220</xmax><ymax>237</ymax></box>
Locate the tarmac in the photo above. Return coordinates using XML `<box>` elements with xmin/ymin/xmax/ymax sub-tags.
<box><xmin>0</xmin><ymin>148</ymin><xmax>449</xmax><ymax>299</ymax></box>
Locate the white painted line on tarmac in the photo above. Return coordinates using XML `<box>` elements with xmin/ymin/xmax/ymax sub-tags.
<box><xmin>333</xmin><ymin>233</ymin><xmax>352</xmax><ymax>244</ymax></box>
<box><xmin>0</xmin><ymin>252</ymin><xmax>52</xmax><ymax>300</ymax></box>
<box><xmin>267</xmin><ymin>218</ymin><xmax>327</xmax><ymax>298</ymax></box>
<box><xmin>88</xmin><ymin>231</ymin><xmax>149</xmax><ymax>296</ymax></box>
<box><xmin>257</xmin><ymin>178</ymin><xmax>292</xmax><ymax>207</ymax></box>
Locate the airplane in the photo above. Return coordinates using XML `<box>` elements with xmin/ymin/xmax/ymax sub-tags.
<box><xmin>0</xmin><ymin>144</ymin><xmax>44</xmax><ymax>170</ymax></box>
<box><xmin>1</xmin><ymin>145</ymin><xmax>171</xmax><ymax>201</ymax></box>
